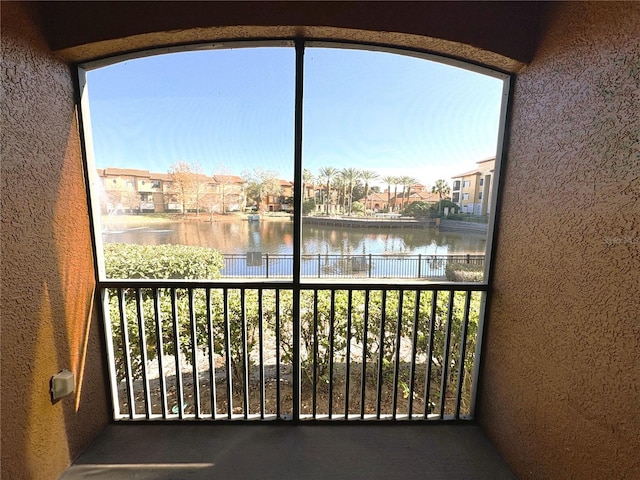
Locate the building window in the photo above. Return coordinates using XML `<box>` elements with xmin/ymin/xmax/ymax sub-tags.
<box><xmin>453</xmin><ymin>180</ymin><xmax>460</xmax><ymax>190</ymax></box>
<box><xmin>463</xmin><ymin>193</ymin><xmax>470</xmax><ymax>200</ymax></box>
<box><xmin>452</xmin><ymin>192</ymin><xmax>460</xmax><ymax>203</ymax></box>
<box><xmin>478</xmin><ymin>192</ymin><xmax>483</xmax><ymax>200</ymax></box>
<box><xmin>479</xmin><ymin>178</ymin><xmax>484</xmax><ymax>186</ymax></box>
<box><xmin>463</xmin><ymin>180</ymin><xmax>471</xmax><ymax>188</ymax></box>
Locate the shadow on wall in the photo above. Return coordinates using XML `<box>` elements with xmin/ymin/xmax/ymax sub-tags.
<box><xmin>1</xmin><ymin>3</ymin><xmax>108</xmax><ymax>479</ymax></box>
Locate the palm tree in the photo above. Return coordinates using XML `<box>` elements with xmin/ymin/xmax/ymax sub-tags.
<box><xmin>392</xmin><ymin>176</ymin><xmax>400</xmax><ymax>212</ymax></box>
<box><xmin>318</xmin><ymin>166</ymin><xmax>338</xmax><ymax>215</ymax></box>
<box><xmin>432</xmin><ymin>179</ymin><xmax>451</xmax><ymax>215</ymax></box>
<box><xmin>360</xmin><ymin>170</ymin><xmax>379</xmax><ymax>215</ymax></box>
<box><xmin>335</xmin><ymin>172</ymin><xmax>348</xmax><ymax>213</ymax></box>
<box><xmin>398</xmin><ymin>175</ymin><xmax>418</xmax><ymax>211</ymax></box>
<box><xmin>381</xmin><ymin>175</ymin><xmax>395</xmax><ymax>213</ymax></box>
<box><xmin>340</xmin><ymin>167</ymin><xmax>361</xmax><ymax>215</ymax></box>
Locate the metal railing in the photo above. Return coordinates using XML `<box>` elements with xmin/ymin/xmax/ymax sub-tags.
<box><xmin>445</xmin><ymin>214</ymin><xmax>489</xmax><ymax>224</ymax></box>
<box><xmin>223</xmin><ymin>254</ymin><xmax>484</xmax><ymax>279</ymax></box>
<box><xmin>102</xmin><ymin>281</ymin><xmax>485</xmax><ymax>422</ymax></box>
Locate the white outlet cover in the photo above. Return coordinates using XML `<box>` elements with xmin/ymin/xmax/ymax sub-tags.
<box><xmin>51</xmin><ymin>369</ymin><xmax>75</xmax><ymax>400</ymax></box>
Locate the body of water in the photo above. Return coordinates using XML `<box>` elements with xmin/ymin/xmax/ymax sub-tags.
<box><xmin>102</xmin><ymin>218</ymin><xmax>486</xmax><ymax>256</ymax></box>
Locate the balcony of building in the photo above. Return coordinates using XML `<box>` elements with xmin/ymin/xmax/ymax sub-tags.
<box><xmin>2</xmin><ymin>2</ymin><xmax>638</xmax><ymax>480</ymax></box>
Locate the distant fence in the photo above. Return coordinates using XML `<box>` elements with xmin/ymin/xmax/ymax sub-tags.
<box><xmin>222</xmin><ymin>253</ymin><xmax>484</xmax><ymax>279</ymax></box>
<box><xmin>445</xmin><ymin>214</ymin><xmax>489</xmax><ymax>224</ymax></box>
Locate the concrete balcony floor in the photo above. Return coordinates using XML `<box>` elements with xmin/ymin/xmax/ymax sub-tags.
<box><xmin>61</xmin><ymin>423</ymin><xmax>515</xmax><ymax>479</ymax></box>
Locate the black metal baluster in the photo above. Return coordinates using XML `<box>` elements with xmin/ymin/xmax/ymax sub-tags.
<box><xmin>258</xmin><ymin>289</ymin><xmax>265</xmax><ymax>419</ymax></box>
<box><xmin>170</xmin><ymin>288</ymin><xmax>184</xmax><ymax>419</ymax></box>
<box><xmin>439</xmin><ymin>291</ymin><xmax>455</xmax><ymax>419</ymax></box>
<box><xmin>408</xmin><ymin>290</ymin><xmax>421</xmax><ymax>418</ymax></box>
<box><xmin>312</xmin><ymin>289</ymin><xmax>318</xmax><ymax>418</ymax></box>
<box><xmin>328</xmin><ymin>290</ymin><xmax>336</xmax><ymax>418</ymax></box>
<box><xmin>344</xmin><ymin>290</ymin><xmax>353</xmax><ymax>419</ymax></box>
<box><xmin>376</xmin><ymin>290</ymin><xmax>387</xmax><ymax>419</ymax></box>
<box><xmin>360</xmin><ymin>290</ymin><xmax>370</xmax><ymax>419</ymax></box>
<box><xmin>223</xmin><ymin>288</ymin><xmax>233</xmax><ymax>419</ymax></box>
<box><xmin>118</xmin><ymin>288</ymin><xmax>136</xmax><ymax>419</ymax></box>
<box><xmin>189</xmin><ymin>288</ymin><xmax>201</xmax><ymax>418</ymax></box>
<box><xmin>275</xmin><ymin>290</ymin><xmax>281</xmax><ymax>419</ymax></box>
<box><xmin>135</xmin><ymin>288</ymin><xmax>152</xmax><ymax>418</ymax></box>
<box><xmin>424</xmin><ymin>290</ymin><xmax>437</xmax><ymax>418</ymax></box>
<box><xmin>392</xmin><ymin>290</ymin><xmax>403</xmax><ymax>419</ymax></box>
<box><xmin>455</xmin><ymin>291</ymin><xmax>472</xmax><ymax>419</ymax></box>
<box><xmin>153</xmin><ymin>288</ymin><xmax>168</xmax><ymax>418</ymax></box>
<box><xmin>241</xmin><ymin>289</ymin><xmax>249</xmax><ymax>419</ymax></box>
<box><xmin>206</xmin><ymin>289</ymin><xmax>217</xmax><ymax>420</ymax></box>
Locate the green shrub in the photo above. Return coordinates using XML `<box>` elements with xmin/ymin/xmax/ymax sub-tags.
<box><xmin>104</xmin><ymin>243</ymin><xmax>223</xmax><ymax>279</ymax></box>
<box><xmin>445</xmin><ymin>262</ymin><xmax>484</xmax><ymax>282</ymax></box>
<box><xmin>302</xmin><ymin>199</ymin><xmax>316</xmax><ymax>215</ymax></box>
<box><xmin>105</xmin><ymin>243</ymin><xmax>224</xmax><ymax>380</ymax></box>
<box><xmin>350</xmin><ymin>201</ymin><xmax>365</xmax><ymax>215</ymax></box>
<box><xmin>402</xmin><ymin>201</ymin><xmax>433</xmax><ymax>218</ymax></box>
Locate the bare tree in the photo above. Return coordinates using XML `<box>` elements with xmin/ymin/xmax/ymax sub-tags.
<box><xmin>302</xmin><ymin>168</ymin><xmax>315</xmax><ymax>201</ymax></box>
<box><xmin>242</xmin><ymin>168</ymin><xmax>282</xmax><ymax>211</ymax></box>
<box><xmin>168</xmin><ymin>160</ymin><xmax>207</xmax><ymax>215</ymax></box>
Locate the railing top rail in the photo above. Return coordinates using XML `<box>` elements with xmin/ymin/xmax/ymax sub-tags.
<box><xmin>223</xmin><ymin>253</ymin><xmax>485</xmax><ymax>257</ymax></box>
<box><xmin>98</xmin><ymin>279</ymin><xmax>488</xmax><ymax>291</ymax></box>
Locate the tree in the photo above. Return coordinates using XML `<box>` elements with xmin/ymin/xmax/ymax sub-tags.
<box><xmin>335</xmin><ymin>172</ymin><xmax>347</xmax><ymax>213</ymax></box>
<box><xmin>360</xmin><ymin>170</ymin><xmax>379</xmax><ymax>215</ymax></box>
<box><xmin>242</xmin><ymin>168</ymin><xmax>282</xmax><ymax>211</ymax></box>
<box><xmin>168</xmin><ymin>160</ymin><xmax>207</xmax><ymax>215</ymax></box>
<box><xmin>403</xmin><ymin>201</ymin><xmax>432</xmax><ymax>218</ymax></box>
<box><xmin>213</xmin><ymin>163</ymin><xmax>237</xmax><ymax>215</ymax></box>
<box><xmin>398</xmin><ymin>175</ymin><xmax>418</xmax><ymax>210</ymax></box>
<box><xmin>302</xmin><ymin>168</ymin><xmax>315</xmax><ymax>201</ymax></box>
<box><xmin>340</xmin><ymin>167</ymin><xmax>361</xmax><ymax>215</ymax></box>
<box><xmin>381</xmin><ymin>175</ymin><xmax>395</xmax><ymax>213</ymax></box>
<box><xmin>431</xmin><ymin>179</ymin><xmax>451</xmax><ymax>216</ymax></box>
<box><xmin>318</xmin><ymin>166</ymin><xmax>338</xmax><ymax>215</ymax></box>
<box><xmin>392</xmin><ymin>176</ymin><xmax>400</xmax><ymax>212</ymax></box>
<box><xmin>302</xmin><ymin>199</ymin><xmax>316</xmax><ymax>215</ymax></box>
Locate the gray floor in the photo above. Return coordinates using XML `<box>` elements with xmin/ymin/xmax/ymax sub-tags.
<box><xmin>61</xmin><ymin>423</ymin><xmax>515</xmax><ymax>479</ymax></box>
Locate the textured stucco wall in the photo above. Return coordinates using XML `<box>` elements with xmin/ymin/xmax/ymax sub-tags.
<box><xmin>35</xmin><ymin>1</ymin><xmax>545</xmax><ymax>72</ymax></box>
<box><xmin>479</xmin><ymin>2</ymin><xmax>640</xmax><ymax>479</ymax></box>
<box><xmin>1</xmin><ymin>3</ymin><xmax>109</xmax><ymax>479</ymax></box>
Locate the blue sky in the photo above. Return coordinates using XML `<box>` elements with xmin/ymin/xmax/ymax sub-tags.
<box><xmin>87</xmin><ymin>45</ymin><xmax>504</xmax><ymax>187</ymax></box>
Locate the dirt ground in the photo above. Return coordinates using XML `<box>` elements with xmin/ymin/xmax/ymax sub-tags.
<box><xmin>118</xmin><ymin>360</ymin><xmax>471</xmax><ymax>420</ymax></box>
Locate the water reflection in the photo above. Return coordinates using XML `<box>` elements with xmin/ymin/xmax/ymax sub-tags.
<box><xmin>103</xmin><ymin>219</ymin><xmax>485</xmax><ymax>255</ymax></box>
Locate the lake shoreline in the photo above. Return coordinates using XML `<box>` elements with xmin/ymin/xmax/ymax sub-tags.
<box><xmin>102</xmin><ymin>213</ymin><xmax>438</xmax><ymax>227</ymax></box>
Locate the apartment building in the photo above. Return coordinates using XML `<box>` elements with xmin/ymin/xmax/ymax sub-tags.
<box><xmin>451</xmin><ymin>158</ymin><xmax>495</xmax><ymax>215</ymax></box>
<box><xmin>97</xmin><ymin>168</ymin><xmax>167</xmax><ymax>213</ymax></box>
<box><xmin>262</xmin><ymin>179</ymin><xmax>294</xmax><ymax>212</ymax></box>
<box><xmin>97</xmin><ymin>168</ymin><xmax>247</xmax><ymax>214</ymax></box>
